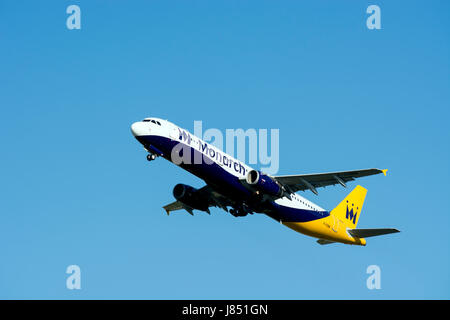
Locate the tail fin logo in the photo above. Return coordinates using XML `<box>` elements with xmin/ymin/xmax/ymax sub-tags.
<box><xmin>331</xmin><ymin>185</ymin><xmax>366</xmax><ymax>228</ymax></box>
<box><xmin>346</xmin><ymin>200</ymin><xmax>358</xmax><ymax>224</ymax></box>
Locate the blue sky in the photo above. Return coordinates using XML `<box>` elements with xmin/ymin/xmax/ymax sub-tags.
<box><xmin>0</xmin><ymin>1</ymin><xmax>449</xmax><ymax>299</ymax></box>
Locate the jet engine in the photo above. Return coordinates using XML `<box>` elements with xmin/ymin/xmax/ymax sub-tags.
<box><xmin>246</xmin><ymin>170</ymin><xmax>285</xmax><ymax>198</ymax></box>
<box><xmin>172</xmin><ymin>184</ymin><xmax>209</xmax><ymax>212</ymax></box>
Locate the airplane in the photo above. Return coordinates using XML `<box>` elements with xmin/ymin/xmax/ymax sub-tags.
<box><xmin>131</xmin><ymin>117</ymin><xmax>399</xmax><ymax>246</ymax></box>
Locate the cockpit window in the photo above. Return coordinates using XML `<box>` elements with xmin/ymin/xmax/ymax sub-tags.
<box><xmin>142</xmin><ymin>119</ymin><xmax>162</xmax><ymax>125</ymax></box>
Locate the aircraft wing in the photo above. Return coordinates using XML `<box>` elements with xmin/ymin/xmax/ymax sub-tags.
<box><xmin>163</xmin><ymin>185</ymin><xmax>233</xmax><ymax>215</ymax></box>
<box><xmin>272</xmin><ymin>168</ymin><xmax>387</xmax><ymax>195</ymax></box>
<box><xmin>163</xmin><ymin>200</ymin><xmax>191</xmax><ymax>215</ymax></box>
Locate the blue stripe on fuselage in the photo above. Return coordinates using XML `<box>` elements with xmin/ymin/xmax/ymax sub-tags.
<box><xmin>135</xmin><ymin>134</ymin><xmax>329</xmax><ymax>223</ymax></box>
<box><xmin>266</xmin><ymin>202</ymin><xmax>330</xmax><ymax>223</ymax></box>
<box><xmin>136</xmin><ymin>134</ymin><xmax>252</xmax><ymax>201</ymax></box>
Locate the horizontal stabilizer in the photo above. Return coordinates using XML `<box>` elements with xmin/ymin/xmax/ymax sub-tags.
<box><xmin>317</xmin><ymin>239</ymin><xmax>336</xmax><ymax>245</ymax></box>
<box><xmin>348</xmin><ymin>228</ymin><xmax>400</xmax><ymax>238</ymax></box>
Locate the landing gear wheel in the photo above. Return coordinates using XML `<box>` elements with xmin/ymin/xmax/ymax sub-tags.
<box><xmin>147</xmin><ymin>154</ymin><xmax>157</xmax><ymax>161</ymax></box>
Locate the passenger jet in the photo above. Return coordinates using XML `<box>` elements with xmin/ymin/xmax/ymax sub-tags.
<box><xmin>131</xmin><ymin>117</ymin><xmax>399</xmax><ymax>246</ymax></box>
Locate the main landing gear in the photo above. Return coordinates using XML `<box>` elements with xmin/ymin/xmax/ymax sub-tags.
<box><xmin>229</xmin><ymin>204</ymin><xmax>253</xmax><ymax>217</ymax></box>
<box><xmin>229</xmin><ymin>208</ymin><xmax>247</xmax><ymax>217</ymax></box>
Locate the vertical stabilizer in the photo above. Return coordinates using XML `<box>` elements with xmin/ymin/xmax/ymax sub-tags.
<box><xmin>331</xmin><ymin>185</ymin><xmax>367</xmax><ymax>228</ymax></box>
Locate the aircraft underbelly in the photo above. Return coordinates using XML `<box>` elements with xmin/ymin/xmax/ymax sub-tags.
<box><xmin>282</xmin><ymin>219</ymin><xmax>365</xmax><ymax>245</ymax></box>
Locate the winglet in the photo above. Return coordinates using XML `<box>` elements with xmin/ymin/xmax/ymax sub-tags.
<box><xmin>381</xmin><ymin>169</ymin><xmax>388</xmax><ymax>176</ymax></box>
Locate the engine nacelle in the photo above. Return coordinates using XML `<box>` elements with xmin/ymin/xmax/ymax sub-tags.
<box><xmin>173</xmin><ymin>184</ymin><xmax>209</xmax><ymax>211</ymax></box>
<box><xmin>246</xmin><ymin>170</ymin><xmax>283</xmax><ymax>197</ymax></box>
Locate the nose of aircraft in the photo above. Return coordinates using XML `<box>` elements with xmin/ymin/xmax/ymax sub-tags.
<box><xmin>131</xmin><ymin>121</ymin><xmax>149</xmax><ymax>137</ymax></box>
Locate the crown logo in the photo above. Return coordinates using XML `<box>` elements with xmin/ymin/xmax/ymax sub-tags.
<box><xmin>346</xmin><ymin>200</ymin><xmax>358</xmax><ymax>224</ymax></box>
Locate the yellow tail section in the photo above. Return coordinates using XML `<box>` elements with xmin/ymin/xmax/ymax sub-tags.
<box><xmin>331</xmin><ymin>185</ymin><xmax>367</xmax><ymax>228</ymax></box>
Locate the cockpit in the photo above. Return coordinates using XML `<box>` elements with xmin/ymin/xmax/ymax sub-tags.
<box><xmin>142</xmin><ymin>118</ymin><xmax>162</xmax><ymax>126</ymax></box>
